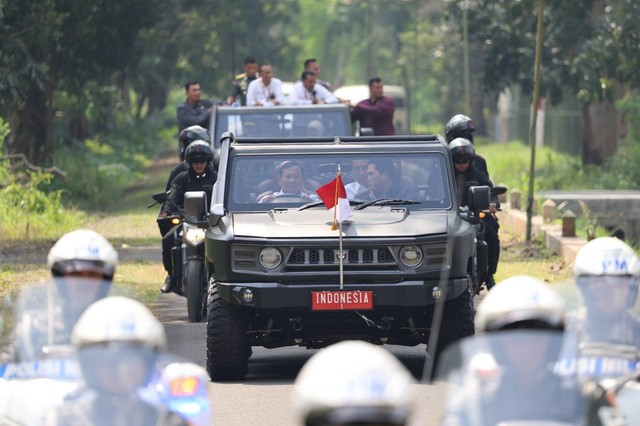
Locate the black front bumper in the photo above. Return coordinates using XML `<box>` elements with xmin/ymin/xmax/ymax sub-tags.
<box><xmin>216</xmin><ymin>277</ymin><xmax>469</xmax><ymax>309</ymax></box>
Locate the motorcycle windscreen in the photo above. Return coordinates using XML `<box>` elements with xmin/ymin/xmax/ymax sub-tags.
<box><xmin>561</xmin><ymin>275</ymin><xmax>640</xmax><ymax>379</ymax></box>
<box><xmin>1</xmin><ymin>278</ymin><xmax>111</xmax><ymax>362</ymax></box>
<box><xmin>435</xmin><ymin>330</ymin><xmax>587</xmax><ymax>426</ymax></box>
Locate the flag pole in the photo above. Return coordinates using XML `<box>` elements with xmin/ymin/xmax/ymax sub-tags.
<box><xmin>339</xmin><ymin>220</ymin><xmax>344</xmax><ymax>290</ymax></box>
<box><xmin>336</xmin><ymin>164</ymin><xmax>344</xmax><ymax>289</ymax></box>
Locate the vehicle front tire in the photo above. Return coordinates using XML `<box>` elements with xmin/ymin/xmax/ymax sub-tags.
<box><xmin>428</xmin><ymin>281</ymin><xmax>475</xmax><ymax>372</ymax></box>
<box><xmin>185</xmin><ymin>259</ymin><xmax>205</xmax><ymax>323</ymax></box>
<box><xmin>206</xmin><ymin>282</ymin><xmax>249</xmax><ymax>381</ymax></box>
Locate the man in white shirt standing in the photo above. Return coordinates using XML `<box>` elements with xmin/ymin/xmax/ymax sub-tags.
<box><xmin>289</xmin><ymin>71</ymin><xmax>339</xmax><ymax>105</ymax></box>
<box><xmin>246</xmin><ymin>64</ymin><xmax>285</xmax><ymax>107</ymax></box>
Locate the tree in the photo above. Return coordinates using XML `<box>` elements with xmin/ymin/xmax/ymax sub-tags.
<box><xmin>443</xmin><ymin>0</ymin><xmax>640</xmax><ymax>165</ymax></box>
<box><xmin>0</xmin><ymin>0</ymin><xmax>161</xmax><ymax>165</ymax></box>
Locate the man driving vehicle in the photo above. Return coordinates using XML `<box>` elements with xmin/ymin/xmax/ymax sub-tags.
<box><xmin>256</xmin><ymin>160</ymin><xmax>319</xmax><ymax>203</ymax></box>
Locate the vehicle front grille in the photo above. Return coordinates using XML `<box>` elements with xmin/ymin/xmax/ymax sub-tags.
<box><xmin>288</xmin><ymin>247</ymin><xmax>395</xmax><ymax>266</ymax></box>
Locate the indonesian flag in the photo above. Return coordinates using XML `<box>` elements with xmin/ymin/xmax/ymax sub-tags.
<box><xmin>316</xmin><ymin>168</ymin><xmax>353</xmax><ymax>230</ymax></box>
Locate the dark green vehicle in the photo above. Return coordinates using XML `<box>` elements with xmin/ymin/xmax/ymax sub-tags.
<box><xmin>194</xmin><ymin>133</ymin><xmax>489</xmax><ymax>381</ymax></box>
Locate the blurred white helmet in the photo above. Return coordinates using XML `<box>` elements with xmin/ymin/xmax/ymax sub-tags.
<box><xmin>475</xmin><ymin>276</ymin><xmax>565</xmax><ymax>333</ymax></box>
<box><xmin>292</xmin><ymin>340</ymin><xmax>415</xmax><ymax>426</ymax></box>
<box><xmin>47</xmin><ymin>229</ymin><xmax>118</xmax><ymax>280</ymax></box>
<box><xmin>573</xmin><ymin>237</ymin><xmax>640</xmax><ymax>310</ymax></box>
<box><xmin>573</xmin><ymin>237</ymin><xmax>640</xmax><ymax>278</ymax></box>
<box><xmin>73</xmin><ymin>296</ymin><xmax>166</xmax><ymax>351</ymax></box>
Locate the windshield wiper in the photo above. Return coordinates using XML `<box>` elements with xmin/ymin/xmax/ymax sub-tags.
<box><xmin>298</xmin><ymin>199</ymin><xmax>366</xmax><ymax>211</ymax></box>
<box><xmin>354</xmin><ymin>198</ymin><xmax>421</xmax><ymax>210</ymax></box>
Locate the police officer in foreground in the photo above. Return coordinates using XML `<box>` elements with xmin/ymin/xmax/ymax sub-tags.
<box><xmin>292</xmin><ymin>340</ymin><xmax>415</xmax><ymax>426</ymax></box>
<box><xmin>160</xmin><ymin>141</ymin><xmax>216</xmax><ymax>293</ymax></box>
<box><xmin>2</xmin><ymin>229</ymin><xmax>119</xmax><ymax>362</ymax></box>
<box><xmin>46</xmin><ymin>296</ymin><xmax>187</xmax><ymax>426</ymax></box>
<box><xmin>440</xmin><ymin>276</ymin><xmax>614</xmax><ymax>425</ymax></box>
<box><xmin>572</xmin><ymin>236</ymin><xmax>640</xmax><ymax>352</ymax></box>
<box><xmin>449</xmin><ymin>138</ymin><xmax>500</xmax><ymax>290</ymax></box>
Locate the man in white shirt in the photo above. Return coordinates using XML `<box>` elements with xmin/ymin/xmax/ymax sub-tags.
<box><xmin>246</xmin><ymin>64</ymin><xmax>285</xmax><ymax>107</ymax></box>
<box><xmin>289</xmin><ymin>71</ymin><xmax>339</xmax><ymax>105</ymax></box>
<box><xmin>345</xmin><ymin>159</ymin><xmax>370</xmax><ymax>199</ymax></box>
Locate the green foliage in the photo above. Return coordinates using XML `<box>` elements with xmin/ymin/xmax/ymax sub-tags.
<box><xmin>49</xmin><ymin>112</ymin><xmax>172</xmax><ymax>210</ymax></box>
<box><xmin>0</xmin><ymin>170</ymin><xmax>86</xmax><ymax>240</ymax></box>
<box><xmin>478</xmin><ymin>141</ymin><xmax>608</xmax><ymax>192</ymax></box>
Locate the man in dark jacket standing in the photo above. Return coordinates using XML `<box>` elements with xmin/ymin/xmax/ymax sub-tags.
<box><xmin>350</xmin><ymin>77</ymin><xmax>395</xmax><ymax>136</ymax></box>
<box><xmin>176</xmin><ymin>81</ymin><xmax>214</xmax><ymax>132</ymax></box>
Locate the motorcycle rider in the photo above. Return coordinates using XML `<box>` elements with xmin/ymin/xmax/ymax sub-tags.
<box><xmin>442</xmin><ymin>276</ymin><xmax>592</xmax><ymax>425</ymax></box>
<box><xmin>449</xmin><ymin>138</ymin><xmax>500</xmax><ymax>290</ymax></box>
<box><xmin>445</xmin><ymin>114</ymin><xmax>489</xmax><ymax>177</ymax></box>
<box><xmin>160</xmin><ymin>141</ymin><xmax>216</xmax><ymax>293</ymax></box>
<box><xmin>157</xmin><ymin>126</ymin><xmax>212</xmax><ymax>238</ymax></box>
<box><xmin>2</xmin><ymin>229</ymin><xmax>118</xmax><ymax>362</ymax></box>
<box><xmin>46</xmin><ymin>296</ymin><xmax>187</xmax><ymax>426</ymax></box>
<box><xmin>571</xmin><ymin>236</ymin><xmax>640</xmax><ymax>357</ymax></box>
<box><xmin>291</xmin><ymin>340</ymin><xmax>415</xmax><ymax>426</ymax></box>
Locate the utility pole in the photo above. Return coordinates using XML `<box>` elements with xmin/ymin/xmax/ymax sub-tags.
<box><xmin>526</xmin><ymin>0</ymin><xmax>545</xmax><ymax>241</ymax></box>
<box><xmin>462</xmin><ymin>2</ymin><xmax>471</xmax><ymax>115</ymax></box>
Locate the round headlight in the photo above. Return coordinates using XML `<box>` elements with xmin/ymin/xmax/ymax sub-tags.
<box><xmin>400</xmin><ymin>245</ymin><xmax>423</xmax><ymax>268</ymax></box>
<box><xmin>259</xmin><ymin>248</ymin><xmax>282</xmax><ymax>270</ymax></box>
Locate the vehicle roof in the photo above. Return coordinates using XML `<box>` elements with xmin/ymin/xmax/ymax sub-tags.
<box><xmin>226</xmin><ymin>134</ymin><xmax>449</xmax><ymax>156</ymax></box>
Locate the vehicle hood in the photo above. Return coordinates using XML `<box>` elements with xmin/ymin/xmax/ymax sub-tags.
<box><xmin>231</xmin><ymin>208</ymin><xmax>449</xmax><ymax>238</ymax></box>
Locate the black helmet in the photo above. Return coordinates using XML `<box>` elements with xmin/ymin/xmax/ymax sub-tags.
<box><xmin>445</xmin><ymin>114</ymin><xmax>475</xmax><ymax>143</ymax></box>
<box><xmin>179</xmin><ymin>126</ymin><xmax>210</xmax><ymax>159</ymax></box>
<box><xmin>449</xmin><ymin>138</ymin><xmax>475</xmax><ymax>163</ymax></box>
<box><xmin>185</xmin><ymin>140</ymin><xmax>213</xmax><ymax>165</ymax></box>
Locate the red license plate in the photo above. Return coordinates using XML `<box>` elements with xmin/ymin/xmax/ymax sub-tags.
<box><xmin>311</xmin><ymin>290</ymin><xmax>373</xmax><ymax>311</ymax></box>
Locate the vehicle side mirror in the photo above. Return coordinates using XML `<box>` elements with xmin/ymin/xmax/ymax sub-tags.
<box><xmin>468</xmin><ymin>186</ymin><xmax>490</xmax><ymax>213</ymax></box>
<box><xmin>210</xmin><ymin>204</ymin><xmax>225</xmax><ymax>226</ymax></box>
<box><xmin>184</xmin><ymin>191</ymin><xmax>208</xmax><ymax>226</ymax></box>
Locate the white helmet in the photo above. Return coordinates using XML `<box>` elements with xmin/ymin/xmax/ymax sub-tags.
<box><xmin>573</xmin><ymin>237</ymin><xmax>640</xmax><ymax>278</ymax></box>
<box><xmin>292</xmin><ymin>341</ymin><xmax>415</xmax><ymax>426</ymax></box>
<box><xmin>73</xmin><ymin>296</ymin><xmax>166</xmax><ymax>351</ymax></box>
<box><xmin>573</xmin><ymin>237</ymin><xmax>640</xmax><ymax>309</ymax></box>
<box><xmin>47</xmin><ymin>229</ymin><xmax>118</xmax><ymax>280</ymax></box>
<box><xmin>475</xmin><ymin>276</ymin><xmax>566</xmax><ymax>333</ymax></box>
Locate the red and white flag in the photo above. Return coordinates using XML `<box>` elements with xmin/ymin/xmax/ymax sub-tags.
<box><xmin>316</xmin><ymin>170</ymin><xmax>353</xmax><ymax>230</ymax></box>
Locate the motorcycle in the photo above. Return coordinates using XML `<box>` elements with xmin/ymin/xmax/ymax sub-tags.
<box><xmin>435</xmin><ymin>329</ymin><xmax>621</xmax><ymax>425</ymax></box>
<box><xmin>558</xmin><ymin>287</ymin><xmax>640</xmax><ymax>425</ymax></box>
<box><xmin>150</xmin><ymin>190</ymin><xmax>210</xmax><ymax>323</ymax></box>
<box><xmin>459</xmin><ymin>184</ymin><xmax>506</xmax><ymax>294</ymax></box>
<box><xmin>0</xmin><ymin>281</ymin><xmax>211</xmax><ymax>425</ymax></box>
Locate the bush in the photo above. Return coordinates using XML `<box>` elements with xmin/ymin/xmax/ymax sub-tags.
<box><xmin>0</xmin><ymin>170</ymin><xmax>86</xmax><ymax>240</ymax></box>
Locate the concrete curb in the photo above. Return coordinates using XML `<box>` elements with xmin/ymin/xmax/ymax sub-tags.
<box><xmin>496</xmin><ymin>203</ymin><xmax>587</xmax><ymax>265</ymax></box>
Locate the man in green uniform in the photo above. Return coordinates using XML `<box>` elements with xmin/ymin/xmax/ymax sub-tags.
<box><xmin>227</xmin><ymin>56</ymin><xmax>259</xmax><ymax>106</ymax></box>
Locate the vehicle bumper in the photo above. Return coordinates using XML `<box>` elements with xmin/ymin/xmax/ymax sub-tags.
<box><xmin>216</xmin><ymin>278</ymin><xmax>469</xmax><ymax>309</ymax></box>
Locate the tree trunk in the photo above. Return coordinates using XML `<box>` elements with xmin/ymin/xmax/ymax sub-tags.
<box><xmin>7</xmin><ymin>80</ymin><xmax>53</xmax><ymax>166</ymax></box>
<box><xmin>581</xmin><ymin>100</ymin><xmax>619</xmax><ymax>165</ymax></box>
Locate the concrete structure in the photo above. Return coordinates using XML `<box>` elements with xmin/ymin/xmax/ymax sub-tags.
<box><xmin>497</xmin><ymin>203</ymin><xmax>586</xmax><ymax>265</ymax></box>
<box><xmin>538</xmin><ymin>190</ymin><xmax>640</xmax><ymax>244</ymax></box>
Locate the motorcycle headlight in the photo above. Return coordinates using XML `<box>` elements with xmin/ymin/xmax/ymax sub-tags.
<box><xmin>400</xmin><ymin>245</ymin><xmax>423</xmax><ymax>268</ymax></box>
<box><xmin>184</xmin><ymin>224</ymin><xmax>206</xmax><ymax>246</ymax></box>
<box><xmin>259</xmin><ymin>248</ymin><xmax>282</xmax><ymax>270</ymax></box>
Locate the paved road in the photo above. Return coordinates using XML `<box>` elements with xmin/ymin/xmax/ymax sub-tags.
<box><xmin>152</xmin><ymin>293</ymin><xmax>447</xmax><ymax>426</ymax></box>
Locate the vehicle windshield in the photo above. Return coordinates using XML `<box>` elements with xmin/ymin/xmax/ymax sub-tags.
<box><xmin>225</xmin><ymin>152</ymin><xmax>452</xmax><ymax>211</ymax></box>
<box><xmin>213</xmin><ymin>108</ymin><xmax>351</xmax><ymax>146</ymax></box>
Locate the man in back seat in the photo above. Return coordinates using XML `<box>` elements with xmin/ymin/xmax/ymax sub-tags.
<box><xmin>363</xmin><ymin>159</ymin><xmax>419</xmax><ymax>200</ymax></box>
